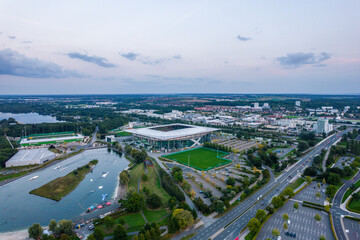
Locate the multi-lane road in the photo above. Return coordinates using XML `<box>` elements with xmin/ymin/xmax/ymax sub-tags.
<box><xmin>331</xmin><ymin>169</ymin><xmax>360</xmax><ymax>240</ymax></box>
<box><xmin>191</xmin><ymin>129</ymin><xmax>351</xmax><ymax>240</ymax></box>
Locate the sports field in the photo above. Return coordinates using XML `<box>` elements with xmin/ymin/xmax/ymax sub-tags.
<box><xmin>163</xmin><ymin>147</ymin><xmax>230</xmax><ymax>170</ymax></box>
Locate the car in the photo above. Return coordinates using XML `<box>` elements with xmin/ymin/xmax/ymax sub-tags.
<box><xmin>88</xmin><ymin>224</ymin><xmax>95</xmax><ymax>230</ymax></box>
<box><xmin>199</xmin><ymin>190</ymin><xmax>204</xmax><ymax>194</ymax></box>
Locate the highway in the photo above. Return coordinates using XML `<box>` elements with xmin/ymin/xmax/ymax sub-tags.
<box><xmin>190</xmin><ymin>129</ymin><xmax>351</xmax><ymax>240</ymax></box>
<box><xmin>331</xmin><ymin>170</ymin><xmax>360</xmax><ymax>240</ymax></box>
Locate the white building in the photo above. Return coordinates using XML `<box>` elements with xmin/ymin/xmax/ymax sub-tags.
<box><xmin>315</xmin><ymin>118</ymin><xmax>333</xmax><ymax>134</ymax></box>
<box><xmin>254</xmin><ymin>102</ymin><xmax>260</xmax><ymax>109</ymax></box>
<box><xmin>295</xmin><ymin>101</ymin><xmax>301</xmax><ymax>107</ymax></box>
<box><xmin>6</xmin><ymin>148</ymin><xmax>55</xmax><ymax>167</ymax></box>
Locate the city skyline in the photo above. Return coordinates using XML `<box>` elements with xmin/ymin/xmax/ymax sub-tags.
<box><xmin>0</xmin><ymin>0</ymin><xmax>359</xmax><ymax>94</ymax></box>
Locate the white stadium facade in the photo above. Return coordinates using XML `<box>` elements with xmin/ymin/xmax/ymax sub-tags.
<box><xmin>124</xmin><ymin>123</ymin><xmax>218</xmax><ymax>151</ymax></box>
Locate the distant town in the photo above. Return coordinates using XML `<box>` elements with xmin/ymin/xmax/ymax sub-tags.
<box><xmin>0</xmin><ymin>94</ymin><xmax>360</xmax><ymax>240</ymax></box>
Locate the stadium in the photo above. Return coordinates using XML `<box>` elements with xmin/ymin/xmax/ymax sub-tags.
<box><xmin>20</xmin><ymin>131</ymin><xmax>84</xmax><ymax>147</ymax></box>
<box><xmin>124</xmin><ymin>123</ymin><xmax>218</xmax><ymax>151</ymax></box>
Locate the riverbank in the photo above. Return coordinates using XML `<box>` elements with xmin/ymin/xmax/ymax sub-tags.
<box><xmin>0</xmin><ymin>229</ymin><xmax>28</xmax><ymax>240</ymax></box>
<box><xmin>29</xmin><ymin>160</ymin><xmax>98</xmax><ymax>201</ymax></box>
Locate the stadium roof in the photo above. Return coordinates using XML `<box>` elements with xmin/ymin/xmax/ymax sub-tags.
<box><xmin>124</xmin><ymin>123</ymin><xmax>218</xmax><ymax>141</ymax></box>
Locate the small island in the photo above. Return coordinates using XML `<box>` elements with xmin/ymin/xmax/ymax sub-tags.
<box><xmin>30</xmin><ymin>159</ymin><xmax>98</xmax><ymax>201</ymax></box>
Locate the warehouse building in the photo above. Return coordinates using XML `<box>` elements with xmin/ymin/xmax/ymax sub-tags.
<box><xmin>20</xmin><ymin>132</ymin><xmax>84</xmax><ymax>147</ymax></box>
<box><xmin>124</xmin><ymin>123</ymin><xmax>218</xmax><ymax>151</ymax></box>
<box><xmin>6</xmin><ymin>148</ymin><xmax>56</xmax><ymax>167</ymax></box>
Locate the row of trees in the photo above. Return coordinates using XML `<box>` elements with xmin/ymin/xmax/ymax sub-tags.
<box><xmin>159</xmin><ymin>168</ymin><xmax>185</xmax><ymax>202</ymax></box>
<box><xmin>203</xmin><ymin>142</ymin><xmax>232</xmax><ymax>153</ymax></box>
<box><xmin>28</xmin><ymin>219</ymin><xmax>73</xmax><ymax>240</ymax></box>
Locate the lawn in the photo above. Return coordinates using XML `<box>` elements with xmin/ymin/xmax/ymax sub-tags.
<box><xmin>98</xmin><ymin>212</ymin><xmax>146</xmax><ymax>235</ymax></box>
<box><xmin>287</xmin><ymin>178</ymin><xmax>305</xmax><ymax>191</ymax></box>
<box><xmin>29</xmin><ymin>160</ymin><xmax>97</xmax><ymax>201</ymax></box>
<box><xmin>342</xmin><ymin>179</ymin><xmax>360</xmax><ymax>203</ymax></box>
<box><xmin>163</xmin><ymin>147</ymin><xmax>231</xmax><ymax>170</ymax></box>
<box><xmin>142</xmin><ymin>207</ymin><xmax>170</xmax><ymax>223</ymax></box>
<box><xmin>128</xmin><ymin>163</ymin><xmax>145</xmax><ymax>190</ymax></box>
<box><xmin>348</xmin><ymin>198</ymin><xmax>360</xmax><ymax>213</ymax></box>
<box><xmin>140</xmin><ymin>166</ymin><xmax>171</xmax><ymax>206</ymax></box>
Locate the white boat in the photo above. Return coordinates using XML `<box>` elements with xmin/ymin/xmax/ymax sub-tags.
<box><xmin>90</xmin><ymin>190</ymin><xmax>95</xmax><ymax>193</ymax></box>
<box><xmin>102</xmin><ymin>172</ymin><xmax>109</xmax><ymax>178</ymax></box>
<box><xmin>90</xmin><ymin>179</ymin><xmax>93</xmax><ymax>182</ymax></box>
<box><xmin>29</xmin><ymin>176</ymin><xmax>38</xmax><ymax>181</ymax></box>
<box><xmin>98</xmin><ymin>186</ymin><xmax>103</xmax><ymax>189</ymax></box>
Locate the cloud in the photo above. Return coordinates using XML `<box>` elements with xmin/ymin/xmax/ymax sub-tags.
<box><xmin>237</xmin><ymin>35</ymin><xmax>252</xmax><ymax>41</ymax></box>
<box><xmin>67</xmin><ymin>52</ymin><xmax>116</xmax><ymax>68</ymax></box>
<box><xmin>120</xmin><ymin>52</ymin><xmax>181</xmax><ymax>65</ymax></box>
<box><xmin>8</xmin><ymin>36</ymin><xmax>16</xmax><ymax>40</ymax></box>
<box><xmin>0</xmin><ymin>48</ymin><xmax>83</xmax><ymax>78</ymax></box>
<box><xmin>120</xmin><ymin>52</ymin><xmax>139</xmax><ymax>61</ymax></box>
<box><xmin>22</xmin><ymin>41</ymin><xmax>32</xmax><ymax>44</ymax></box>
<box><xmin>276</xmin><ymin>52</ymin><xmax>331</xmax><ymax>69</ymax></box>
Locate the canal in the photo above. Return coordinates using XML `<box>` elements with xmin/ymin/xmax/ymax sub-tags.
<box><xmin>0</xmin><ymin>148</ymin><xmax>129</xmax><ymax>232</ymax></box>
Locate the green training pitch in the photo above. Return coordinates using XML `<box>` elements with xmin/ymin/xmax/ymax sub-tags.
<box><xmin>163</xmin><ymin>147</ymin><xmax>230</xmax><ymax>170</ymax></box>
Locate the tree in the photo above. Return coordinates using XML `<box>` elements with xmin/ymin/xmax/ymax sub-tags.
<box><xmin>93</xmin><ymin>228</ymin><xmax>104</xmax><ymax>240</ymax></box>
<box><xmin>191</xmin><ymin>208</ymin><xmax>198</xmax><ymax>219</ymax></box>
<box><xmin>322</xmin><ymin>178</ymin><xmax>326</xmax><ymax>185</ymax></box>
<box><xmin>283</xmin><ymin>187</ymin><xmax>294</xmax><ymax>198</ymax></box>
<box><xmin>255</xmin><ymin>209</ymin><xmax>267</xmax><ymax>223</ymax></box>
<box><xmin>146</xmin><ymin>193</ymin><xmax>162</xmax><ymax>209</ymax></box>
<box><xmin>125</xmin><ymin>192</ymin><xmax>145</xmax><ymax>212</ymax></box>
<box><xmin>214</xmin><ymin>200</ymin><xmax>225</xmax><ymax>214</ymax></box>
<box><xmin>182</xmin><ymin>180</ymin><xmax>191</xmax><ymax>192</ymax></box>
<box><xmin>327</xmin><ymin>173</ymin><xmax>341</xmax><ymax>185</ymax></box>
<box><xmin>319</xmin><ymin>235</ymin><xmax>326</xmax><ymax>240</ymax></box>
<box><xmin>28</xmin><ymin>223</ymin><xmax>43</xmax><ymax>240</ymax></box>
<box><xmin>168</xmin><ymin>197</ymin><xmax>177</xmax><ymax>210</ymax></box>
<box><xmin>174</xmin><ymin>171</ymin><xmax>183</xmax><ymax>183</ymax></box>
<box><xmin>171</xmin><ymin>209</ymin><xmax>194</xmax><ymax>230</ymax></box>
<box><xmin>104</xmin><ymin>216</ymin><xmax>115</xmax><ymax>230</ymax></box>
<box><xmin>226</xmin><ymin>177</ymin><xmax>236</xmax><ymax>187</ymax></box>
<box><xmin>324</xmin><ymin>204</ymin><xmax>330</xmax><ymax>212</ymax></box>
<box><xmin>298</xmin><ymin>141</ymin><xmax>309</xmax><ymax>152</ymax></box>
<box><xmin>293</xmin><ymin>202</ymin><xmax>299</xmax><ymax>211</ymax></box>
<box><xmin>283</xmin><ymin>222</ymin><xmax>288</xmax><ymax>231</ymax></box>
<box><xmin>113</xmin><ymin>224</ymin><xmax>127</xmax><ymax>240</ymax></box>
<box><xmin>314</xmin><ymin>214</ymin><xmax>322</xmax><ymax>222</ymax></box>
<box><xmin>247</xmin><ymin>218</ymin><xmax>260</xmax><ymax>232</ymax></box>
<box><xmin>58</xmin><ymin>219</ymin><xmax>73</xmax><ymax>236</ymax></box>
<box><xmin>87</xmin><ymin>235</ymin><xmax>96</xmax><ymax>240</ymax></box>
<box><xmin>48</xmin><ymin>219</ymin><xmax>57</xmax><ymax>233</ymax></box>
<box><xmin>272</xmin><ymin>196</ymin><xmax>284</xmax><ymax>209</ymax></box>
<box><xmin>326</xmin><ymin>185</ymin><xmax>337</xmax><ymax>198</ymax></box>
<box><xmin>271</xmin><ymin>228</ymin><xmax>280</xmax><ymax>238</ymax></box>
<box><xmin>305</xmin><ymin>176</ymin><xmax>312</xmax><ymax>183</ymax></box>
<box><xmin>141</xmin><ymin>173</ymin><xmax>148</xmax><ymax>181</ymax></box>
<box><xmin>282</xmin><ymin>213</ymin><xmax>289</xmax><ymax>222</ymax></box>
<box><xmin>317</xmin><ymin>182</ymin><xmax>321</xmax><ymax>188</ymax></box>
<box><xmin>315</xmin><ymin>192</ymin><xmax>321</xmax><ymax>199</ymax></box>
<box><xmin>190</xmin><ymin>189</ymin><xmax>196</xmax><ymax>199</ymax></box>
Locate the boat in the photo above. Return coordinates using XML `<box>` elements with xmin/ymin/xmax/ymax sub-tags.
<box><xmin>29</xmin><ymin>176</ymin><xmax>38</xmax><ymax>181</ymax></box>
<box><xmin>90</xmin><ymin>179</ymin><xmax>93</xmax><ymax>182</ymax></box>
<box><xmin>98</xmin><ymin>186</ymin><xmax>103</xmax><ymax>189</ymax></box>
<box><xmin>102</xmin><ymin>171</ymin><xmax>109</xmax><ymax>178</ymax></box>
<box><xmin>90</xmin><ymin>190</ymin><xmax>95</xmax><ymax>193</ymax></box>
<box><xmin>101</xmin><ymin>193</ymin><xmax>108</xmax><ymax>201</ymax></box>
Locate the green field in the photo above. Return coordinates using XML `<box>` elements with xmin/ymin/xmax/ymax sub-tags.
<box><xmin>29</xmin><ymin>160</ymin><xmax>97</xmax><ymax>201</ymax></box>
<box><xmin>287</xmin><ymin>178</ymin><xmax>305</xmax><ymax>191</ymax></box>
<box><xmin>348</xmin><ymin>198</ymin><xmax>360</xmax><ymax>213</ymax></box>
<box><xmin>163</xmin><ymin>147</ymin><xmax>230</xmax><ymax>170</ymax></box>
<box><xmin>342</xmin><ymin>179</ymin><xmax>360</xmax><ymax>203</ymax></box>
<box><xmin>114</xmin><ymin>131</ymin><xmax>132</xmax><ymax>137</ymax></box>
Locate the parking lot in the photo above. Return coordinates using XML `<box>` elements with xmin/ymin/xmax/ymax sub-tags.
<box><xmin>343</xmin><ymin>217</ymin><xmax>360</xmax><ymax>240</ymax></box>
<box><xmin>273</xmin><ymin>147</ymin><xmax>295</xmax><ymax>160</ymax></box>
<box><xmin>332</xmin><ymin>156</ymin><xmax>354</xmax><ymax>169</ymax></box>
<box><xmin>292</xmin><ymin>181</ymin><xmax>328</xmax><ymax>206</ymax></box>
<box><xmin>257</xmin><ymin>183</ymin><xmax>334</xmax><ymax>240</ymax></box>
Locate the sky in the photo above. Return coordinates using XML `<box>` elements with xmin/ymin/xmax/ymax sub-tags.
<box><xmin>0</xmin><ymin>0</ymin><xmax>359</xmax><ymax>95</ymax></box>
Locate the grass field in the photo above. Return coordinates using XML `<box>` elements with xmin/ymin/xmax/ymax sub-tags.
<box><xmin>142</xmin><ymin>207</ymin><xmax>170</xmax><ymax>223</ymax></box>
<box><xmin>29</xmin><ymin>160</ymin><xmax>97</xmax><ymax>201</ymax></box>
<box><xmin>98</xmin><ymin>212</ymin><xmax>146</xmax><ymax>235</ymax></box>
<box><xmin>163</xmin><ymin>147</ymin><xmax>230</xmax><ymax>170</ymax></box>
<box><xmin>342</xmin><ymin>179</ymin><xmax>360</xmax><ymax>203</ymax></box>
<box><xmin>114</xmin><ymin>131</ymin><xmax>132</xmax><ymax>137</ymax></box>
<box><xmin>287</xmin><ymin>178</ymin><xmax>305</xmax><ymax>191</ymax></box>
<box><xmin>348</xmin><ymin>198</ymin><xmax>360</xmax><ymax>213</ymax></box>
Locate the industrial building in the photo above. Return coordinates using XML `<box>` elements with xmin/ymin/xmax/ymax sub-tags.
<box><xmin>124</xmin><ymin>123</ymin><xmax>218</xmax><ymax>151</ymax></box>
<box><xmin>20</xmin><ymin>132</ymin><xmax>84</xmax><ymax>147</ymax></box>
<box><xmin>6</xmin><ymin>148</ymin><xmax>55</xmax><ymax>167</ymax></box>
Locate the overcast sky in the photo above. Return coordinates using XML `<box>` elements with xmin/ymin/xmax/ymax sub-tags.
<box><xmin>0</xmin><ymin>0</ymin><xmax>359</xmax><ymax>94</ymax></box>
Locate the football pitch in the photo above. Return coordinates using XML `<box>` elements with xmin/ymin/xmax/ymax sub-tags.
<box><xmin>163</xmin><ymin>147</ymin><xmax>231</xmax><ymax>170</ymax></box>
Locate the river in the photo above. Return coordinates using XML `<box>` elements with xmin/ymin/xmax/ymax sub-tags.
<box><xmin>0</xmin><ymin>148</ymin><xmax>129</xmax><ymax>232</ymax></box>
